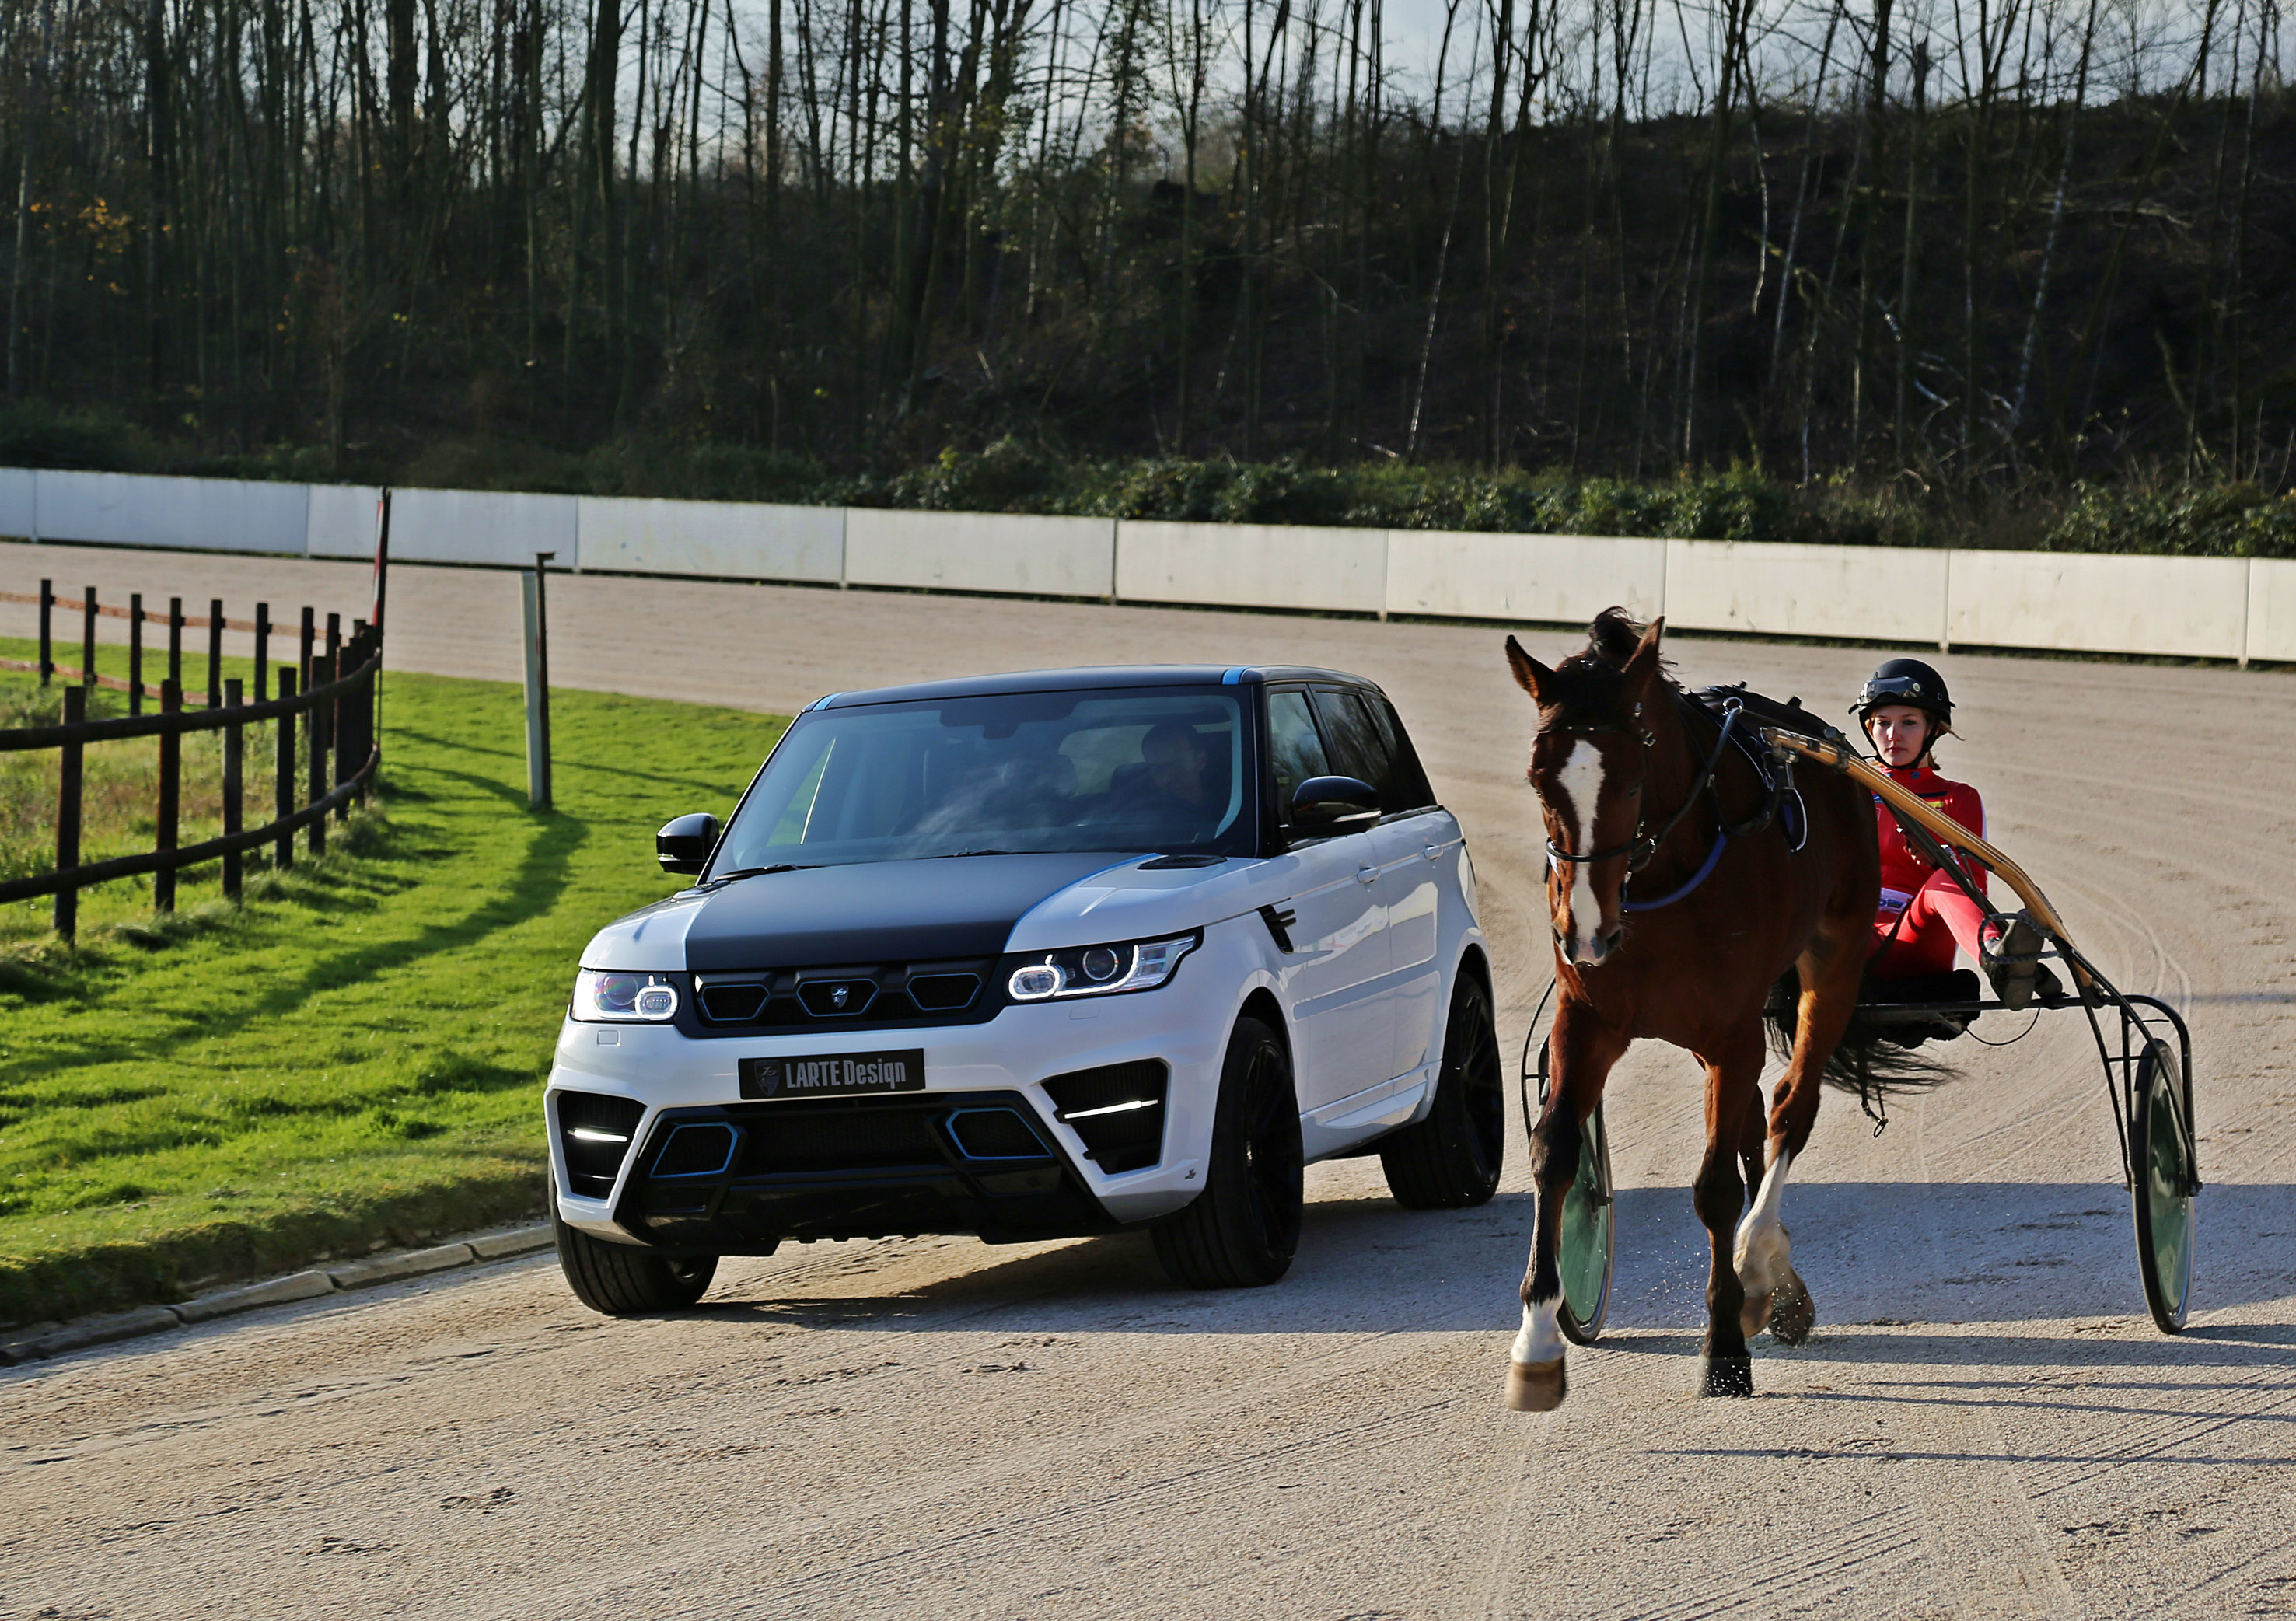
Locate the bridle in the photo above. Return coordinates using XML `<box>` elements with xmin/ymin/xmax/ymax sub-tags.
<box><xmin>1542</xmin><ymin>700</ymin><xmax>1746</xmax><ymax>873</ymax></box>
<box><xmin>1539</xmin><ymin>697</ymin><xmax>1793</xmax><ymax>911</ymax></box>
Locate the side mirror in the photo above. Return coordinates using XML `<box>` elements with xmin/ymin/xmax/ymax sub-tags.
<box><xmin>655</xmin><ymin>812</ymin><xmax>721</xmax><ymax>875</ymax></box>
<box><xmin>1290</xmin><ymin>775</ymin><xmax>1381</xmax><ymax>823</ymax></box>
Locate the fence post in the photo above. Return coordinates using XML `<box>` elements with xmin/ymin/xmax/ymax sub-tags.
<box><xmin>308</xmin><ymin>651</ymin><xmax>330</xmax><ymax>858</ymax></box>
<box><xmin>274</xmin><ymin>669</ymin><xmax>297</xmax><ymax>872</ymax></box>
<box><xmin>299</xmin><ymin>605</ymin><xmax>315</xmax><ymax>697</ymax></box>
<box><xmin>129</xmin><ymin>591</ymin><xmax>145</xmax><ymax>715</ymax></box>
<box><xmin>254</xmin><ymin>602</ymin><xmax>270</xmax><ymax>700</ymax></box>
<box><xmin>156</xmin><ymin>680</ymin><xmax>181</xmax><ymax>914</ymax></box>
<box><xmin>334</xmin><ymin>622</ymin><xmax>360</xmax><ymax>819</ymax></box>
<box><xmin>523</xmin><ymin>551</ymin><xmax>554</xmax><ymax>809</ymax></box>
<box><xmin>54</xmin><ymin>686</ymin><xmax>84</xmax><ymax>943</ymax></box>
<box><xmin>207</xmin><ymin>597</ymin><xmax>223</xmax><ymax>709</ymax></box>
<box><xmin>168</xmin><ymin>597</ymin><xmax>183</xmax><ymax>690</ymax></box>
<box><xmin>37</xmin><ymin>578</ymin><xmax>51</xmax><ymax>685</ymax></box>
<box><xmin>223</xmin><ymin>677</ymin><xmax>244</xmax><ymax>902</ymax></box>
<box><xmin>81</xmin><ymin>586</ymin><xmax>96</xmax><ymax>690</ymax></box>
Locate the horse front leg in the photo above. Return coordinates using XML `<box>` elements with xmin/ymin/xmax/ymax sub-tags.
<box><xmin>1506</xmin><ymin>1004</ymin><xmax>1627</xmax><ymax>1413</ymax></box>
<box><xmin>1693</xmin><ymin>1019</ymin><xmax>1770</xmax><ymax>1396</ymax></box>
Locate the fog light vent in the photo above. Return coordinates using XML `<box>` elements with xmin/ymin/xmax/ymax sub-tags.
<box><xmin>1043</xmin><ymin>1060</ymin><xmax>1169</xmax><ymax>1175</ymax></box>
<box><xmin>557</xmin><ymin>1091</ymin><xmax>645</xmax><ymax>1197</ymax></box>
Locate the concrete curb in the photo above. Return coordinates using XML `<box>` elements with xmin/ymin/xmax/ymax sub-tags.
<box><xmin>0</xmin><ymin>1223</ymin><xmax>555</xmax><ymax>1368</ymax></box>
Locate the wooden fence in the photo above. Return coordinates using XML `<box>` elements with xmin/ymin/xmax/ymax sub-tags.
<box><xmin>1</xmin><ymin>583</ymin><xmax>383</xmax><ymax>942</ymax></box>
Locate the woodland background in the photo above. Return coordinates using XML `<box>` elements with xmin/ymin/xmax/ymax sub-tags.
<box><xmin>3</xmin><ymin>0</ymin><xmax>2296</xmax><ymax>552</ymax></box>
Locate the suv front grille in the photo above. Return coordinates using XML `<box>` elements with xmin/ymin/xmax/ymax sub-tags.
<box><xmin>689</xmin><ymin>959</ymin><xmax>1000</xmax><ymax>1034</ymax></box>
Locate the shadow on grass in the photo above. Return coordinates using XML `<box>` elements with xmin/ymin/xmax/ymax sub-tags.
<box><xmin>0</xmin><ymin>766</ymin><xmax>588</xmax><ymax>1080</ymax></box>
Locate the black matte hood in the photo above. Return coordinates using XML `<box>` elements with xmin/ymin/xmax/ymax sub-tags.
<box><xmin>680</xmin><ymin>852</ymin><xmax>1127</xmax><ymax>970</ymax></box>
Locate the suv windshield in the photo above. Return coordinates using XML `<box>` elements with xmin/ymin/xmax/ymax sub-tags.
<box><xmin>711</xmin><ymin>686</ymin><xmax>1253</xmax><ymax>870</ymax></box>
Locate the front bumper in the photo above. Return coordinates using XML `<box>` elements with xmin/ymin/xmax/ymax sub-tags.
<box><xmin>546</xmin><ymin>966</ymin><xmax>1246</xmax><ymax>1251</ymax></box>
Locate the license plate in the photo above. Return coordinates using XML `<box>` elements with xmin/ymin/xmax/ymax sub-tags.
<box><xmin>739</xmin><ymin>1049</ymin><xmax>927</xmax><ymax>1099</ymax></box>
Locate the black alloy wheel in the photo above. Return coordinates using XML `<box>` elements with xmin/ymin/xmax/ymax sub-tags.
<box><xmin>1153</xmin><ymin>1016</ymin><xmax>1305</xmax><ymax>1288</ymax></box>
<box><xmin>553</xmin><ymin>1183</ymin><xmax>720</xmax><ymax>1316</ymax></box>
<box><xmin>1380</xmin><ymin>973</ymin><xmax>1506</xmax><ymax>1209</ymax></box>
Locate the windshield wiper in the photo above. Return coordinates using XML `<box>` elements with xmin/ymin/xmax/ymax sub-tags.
<box><xmin>711</xmin><ymin>863</ymin><xmax>808</xmax><ymax>882</ymax></box>
<box><xmin>932</xmin><ymin>848</ymin><xmax>1019</xmax><ymax>859</ymax></box>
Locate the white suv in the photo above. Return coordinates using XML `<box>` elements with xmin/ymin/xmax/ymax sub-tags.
<box><xmin>547</xmin><ymin>664</ymin><xmax>1502</xmax><ymax>1312</ymax></box>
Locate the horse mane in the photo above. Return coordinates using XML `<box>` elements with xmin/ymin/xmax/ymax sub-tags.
<box><xmin>1541</xmin><ymin>607</ymin><xmax>1683</xmax><ymax>723</ymax></box>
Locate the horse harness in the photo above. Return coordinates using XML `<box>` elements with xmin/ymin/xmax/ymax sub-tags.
<box><xmin>1541</xmin><ymin>690</ymin><xmax>1808</xmax><ymax>914</ymax></box>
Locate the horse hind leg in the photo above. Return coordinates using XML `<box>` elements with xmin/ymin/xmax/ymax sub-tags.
<box><xmin>1738</xmin><ymin>936</ymin><xmax>1861</xmax><ymax>1347</ymax></box>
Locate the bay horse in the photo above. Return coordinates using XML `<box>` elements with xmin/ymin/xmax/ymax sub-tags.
<box><xmin>1501</xmin><ymin>610</ymin><xmax>1881</xmax><ymax>1409</ymax></box>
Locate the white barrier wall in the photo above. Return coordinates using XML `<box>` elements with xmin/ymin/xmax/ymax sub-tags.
<box><xmin>1668</xmin><ymin>538</ymin><xmax>1949</xmax><ymax>645</ymax></box>
<box><xmin>2245</xmin><ymin>557</ymin><xmax>2296</xmax><ymax>664</ymax></box>
<box><xmin>0</xmin><ymin>467</ymin><xmax>32</xmax><ymax>540</ymax></box>
<box><xmin>846</xmin><ymin>508</ymin><xmax>1113</xmax><ymax>598</ymax></box>
<box><xmin>1384</xmin><ymin>529</ymin><xmax>1665</xmax><ymax>624</ymax></box>
<box><xmin>1945</xmin><ymin>550</ymin><xmax>2250</xmax><ymax>660</ymax></box>
<box><xmin>578</xmin><ymin>497</ymin><xmax>843</xmax><ymax>583</ymax></box>
<box><xmin>306</xmin><ymin>484</ymin><xmax>385</xmax><ymax>558</ymax></box>
<box><xmin>35</xmin><ymin>470</ymin><xmax>309</xmax><ymax>554</ymax></box>
<box><xmin>5</xmin><ymin>465</ymin><xmax>2294</xmax><ymax>666</ymax></box>
<box><xmin>1118</xmin><ymin>520</ymin><xmax>1388</xmax><ymax>615</ymax></box>
<box><xmin>384</xmin><ymin>486</ymin><xmax>579</xmax><ymax>569</ymax></box>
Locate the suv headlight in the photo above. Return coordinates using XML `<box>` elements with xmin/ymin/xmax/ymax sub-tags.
<box><xmin>571</xmin><ymin>969</ymin><xmax>681</xmax><ymax>1022</ymax></box>
<box><xmin>1007</xmin><ymin>932</ymin><xmax>1200</xmax><ymax>1001</ymax></box>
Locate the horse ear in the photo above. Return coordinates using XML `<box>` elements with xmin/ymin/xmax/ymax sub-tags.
<box><xmin>1621</xmin><ymin>617</ymin><xmax>1666</xmax><ymax>695</ymax></box>
<box><xmin>1504</xmin><ymin>635</ymin><xmax>1553</xmax><ymax>702</ymax></box>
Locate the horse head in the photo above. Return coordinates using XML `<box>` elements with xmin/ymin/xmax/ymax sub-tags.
<box><xmin>1504</xmin><ymin>611</ymin><xmax>1667</xmax><ymax>969</ymax></box>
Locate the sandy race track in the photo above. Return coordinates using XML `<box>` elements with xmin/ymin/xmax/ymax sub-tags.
<box><xmin>3</xmin><ymin>541</ymin><xmax>2294</xmax><ymax>1619</ymax></box>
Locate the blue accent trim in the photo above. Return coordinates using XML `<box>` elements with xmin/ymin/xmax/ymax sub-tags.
<box><xmin>1222</xmin><ymin>667</ymin><xmax>1245</xmax><ymax>685</ymax></box>
<box><xmin>652</xmin><ymin>1122</ymin><xmax>739</xmax><ymax>1178</ymax></box>
<box><xmin>809</xmin><ymin>692</ymin><xmax>847</xmax><ymax>711</ymax></box>
<box><xmin>1621</xmin><ymin>829</ymin><xmax>1731</xmax><ymax>914</ymax></box>
<box><xmin>944</xmin><ymin>1107</ymin><xmax>1054</xmax><ymax>1160</ymax></box>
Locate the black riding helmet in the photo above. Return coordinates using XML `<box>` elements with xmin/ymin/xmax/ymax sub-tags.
<box><xmin>1851</xmin><ymin>657</ymin><xmax>1953</xmax><ymax>727</ymax></box>
<box><xmin>1853</xmin><ymin>657</ymin><xmax>1953</xmax><ymax>764</ymax></box>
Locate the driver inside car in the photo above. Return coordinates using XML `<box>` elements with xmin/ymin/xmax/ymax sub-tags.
<box><xmin>1854</xmin><ymin>659</ymin><xmax>2057</xmax><ymax>1010</ymax></box>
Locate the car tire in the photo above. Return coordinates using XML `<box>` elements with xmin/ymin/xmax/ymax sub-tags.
<box><xmin>1152</xmin><ymin>1015</ymin><xmax>1304</xmax><ymax>1288</ymax></box>
<box><xmin>554</xmin><ymin>1197</ymin><xmax>718</xmax><ymax>1315</ymax></box>
<box><xmin>1379</xmin><ymin>971</ymin><xmax>1505</xmax><ymax>1209</ymax></box>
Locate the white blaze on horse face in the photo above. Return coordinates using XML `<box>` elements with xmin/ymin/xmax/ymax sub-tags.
<box><xmin>1512</xmin><ymin>1298</ymin><xmax>1564</xmax><ymax>1366</ymax></box>
<box><xmin>1550</xmin><ymin>740</ymin><xmax>1611</xmax><ymax>966</ymax></box>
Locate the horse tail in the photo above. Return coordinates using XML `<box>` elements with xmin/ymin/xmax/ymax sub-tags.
<box><xmin>1764</xmin><ymin>969</ymin><xmax>1957</xmax><ymax>1130</ymax></box>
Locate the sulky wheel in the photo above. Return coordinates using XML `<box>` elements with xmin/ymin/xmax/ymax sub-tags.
<box><xmin>2130</xmin><ymin>1038</ymin><xmax>2196</xmax><ymax>1334</ymax></box>
<box><xmin>1535</xmin><ymin>1029</ymin><xmax>1616</xmax><ymax>1346</ymax></box>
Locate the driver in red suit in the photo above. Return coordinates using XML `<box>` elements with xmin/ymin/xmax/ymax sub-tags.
<box><xmin>1854</xmin><ymin>659</ymin><xmax>2052</xmax><ymax>1009</ymax></box>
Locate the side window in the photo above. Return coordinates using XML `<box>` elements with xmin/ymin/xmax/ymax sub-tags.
<box><xmin>1265</xmin><ymin>690</ymin><xmax>1331</xmax><ymax>815</ymax></box>
<box><xmin>1310</xmin><ymin>688</ymin><xmax>1393</xmax><ymax>802</ymax></box>
<box><xmin>1373</xmin><ymin>697</ymin><xmax>1438</xmax><ymax>812</ymax></box>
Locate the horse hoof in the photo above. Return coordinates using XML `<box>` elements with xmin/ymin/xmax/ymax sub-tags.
<box><xmin>1740</xmin><ymin>1291</ymin><xmax>1774</xmax><ymax>1339</ymax></box>
<box><xmin>1700</xmin><ymin>1353</ymin><xmax>1754</xmax><ymax>1398</ymax></box>
<box><xmin>1768</xmin><ymin>1266</ymin><xmax>1816</xmax><ymax>1346</ymax></box>
<box><xmin>1506</xmin><ymin>1357</ymin><xmax>1567</xmax><ymax>1412</ymax></box>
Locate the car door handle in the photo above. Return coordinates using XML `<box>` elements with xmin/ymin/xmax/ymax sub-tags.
<box><xmin>1356</xmin><ymin>865</ymin><xmax>1379</xmax><ymax>886</ymax></box>
<box><xmin>1422</xmin><ymin>844</ymin><xmax>1442</xmax><ymax>861</ymax></box>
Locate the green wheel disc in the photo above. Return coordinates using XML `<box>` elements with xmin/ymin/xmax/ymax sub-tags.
<box><xmin>1557</xmin><ymin>1101</ymin><xmax>1616</xmax><ymax>1345</ymax></box>
<box><xmin>2130</xmin><ymin>1039</ymin><xmax>2194</xmax><ymax>1335</ymax></box>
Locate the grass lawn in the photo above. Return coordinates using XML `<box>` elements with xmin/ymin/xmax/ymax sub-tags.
<box><xmin>0</xmin><ymin>636</ymin><xmax>785</xmax><ymax>1327</ymax></box>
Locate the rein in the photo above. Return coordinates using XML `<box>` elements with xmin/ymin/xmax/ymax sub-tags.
<box><xmin>1542</xmin><ymin>698</ymin><xmax>1790</xmax><ymax>914</ymax></box>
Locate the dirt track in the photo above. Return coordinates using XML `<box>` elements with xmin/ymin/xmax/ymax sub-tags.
<box><xmin>4</xmin><ymin>540</ymin><xmax>2294</xmax><ymax>1620</ymax></box>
